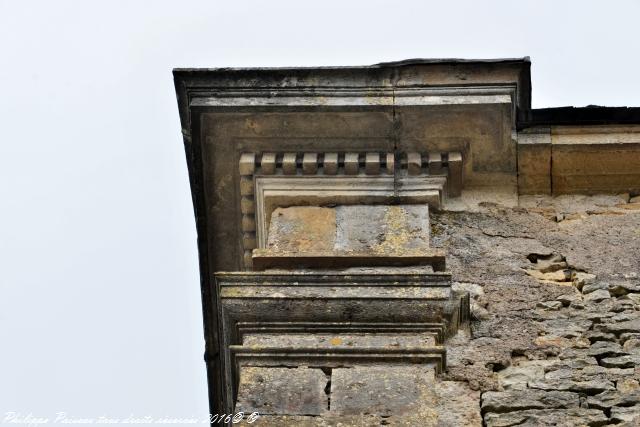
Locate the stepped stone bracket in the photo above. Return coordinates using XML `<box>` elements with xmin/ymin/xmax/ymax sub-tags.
<box><xmin>239</xmin><ymin>151</ymin><xmax>463</xmax><ymax>269</ymax></box>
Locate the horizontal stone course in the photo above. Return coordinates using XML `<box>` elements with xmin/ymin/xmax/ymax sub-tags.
<box><xmin>481</xmin><ymin>389</ymin><xmax>580</xmax><ymax>413</ymax></box>
<box><xmin>484</xmin><ymin>408</ymin><xmax>608</xmax><ymax>427</ymax></box>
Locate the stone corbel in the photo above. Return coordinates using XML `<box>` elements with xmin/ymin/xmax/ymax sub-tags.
<box><xmin>215</xmin><ymin>271</ymin><xmax>470</xmax><ymax>415</ymax></box>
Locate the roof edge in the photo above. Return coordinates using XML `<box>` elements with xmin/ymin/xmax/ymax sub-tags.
<box><xmin>173</xmin><ymin>57</ymin><xmax>531</xmax><ymax>73</ymax></box>
<box><xmin>519</xmin><ymin>106</ymin><xmax>640</xmax><ymax>129</ymax></box>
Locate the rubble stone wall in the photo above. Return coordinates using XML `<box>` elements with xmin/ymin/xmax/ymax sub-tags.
<box><xmin>241</xmin><ymin>195</ymin><xmax>640</xmax><ymax>426</ymax></box>
<box><xmin>437</xmin><ymin>194</ymin><xmax>640</xmax><ymax>426</ymax></box>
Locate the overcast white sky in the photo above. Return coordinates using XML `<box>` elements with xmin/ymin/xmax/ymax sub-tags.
<box><xmin>1</xmin><ymin>0</ymin><xmax>639</xmax><ymax>423</ymax></box>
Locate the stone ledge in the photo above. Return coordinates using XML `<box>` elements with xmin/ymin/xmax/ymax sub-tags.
<box><xmin>252</xmin><ymin>250</ymin><xmax>447</xmax><ymax>272</ymax></box>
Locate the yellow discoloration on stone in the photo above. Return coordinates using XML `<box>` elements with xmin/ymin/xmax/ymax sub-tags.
<box><xmin>372</xmin><ymin>206</ymin><xmax>429</xmax><ymax>255</ymax></box>
<box><xmin>267</xmin><ymin>206</ymin><xmax>336</xmax><ymax>252</ymax></box>
<box><xmin>525</xmin><ymin>269</ymin><xmax>572</xmax><ymax>283</ymax></box>
<box><xmin>330</xmin><ymin>337</ymin><xmax>342</xmax><ymax>346</ymax></box>
<box><xmin>534</xmin><ymin>335</ymin><xmax>589</xmax><ymax>349</ymax></box>
<box><xmin>617</xmin><ymin>202</ymin><xmax>640</xmax><ymax>210</ymax></box>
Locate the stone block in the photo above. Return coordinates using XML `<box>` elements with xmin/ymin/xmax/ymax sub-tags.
<box><xmin>517</xmin><ymin>131</ymin><xmax>551</xmax><ymax>195</ymax></box>
<box><xmin>587</xmin><ymin>389</ymin><xmax>640</xmax><ymax>410</ymax></box>
<box><xmin>432</xmin><ymin>381</ymin><xmax>482</xmax><ymax>426</ymax></box>
<box><xmin>497</xmin><ymin>360</ymin><xmax>551</xmax><ymax>390</ymax></box>
<box><xmin>266</xmin><ymin>206</ymin><xmax>336</xmax><ymax>253</ymax></box>
<box><xmin>239</xmin><ymin>152</ymin><xmax>256</xmax><ymax>176</ymax></box>
<box><xmin>344</xmin><ymin>153</ymin><xmax>359</xmax><ymax>175</ymax></box>
<box><xmin>447</xmin><ymin>151</ymin><xmax>463</xmax><ymax>197</ymax></box>
<box><xmin>241</xmin><ymin>215</ymin><xmax>256</xmax><ymax>232</ymax></box>
<box><xmin>240</xmin><ymin>196</ymin><xmax>255</xmax><ymax>214</ymax></box>
<box><xmin>282</xmin><ymin>153</ymin><xmax>298</xmax><ymax>175</ymax></box>
<box><xmin>253</xmin><ymin>175</ymin><xmax>446</xmax><ymax>247</ymax></box>
<box><xmin>385</xmin><ymin>152</ymin><xmax>395</xmax><ymax>175</ymax></box>
<box><xmin>302</xmin><ymin>153</ymin><xmax>318</xmax><ymax>175</ymax></box>
<box><xmin>239</xmin><ymin>176</ymin><xmax>254</xmax><ymax>196</ymax></box>
<box><xmin>364</xmin><ymin>152</ymin><xmax>380</xmax><ymax>175</ymax></box>
<box><xmin>551</xmin><ymin>129</ymin><xmax>640</xmax><ymax>195</ymax></box>
<box><xmin>600</xmin><ymin>355</ymin><xmax>637</xmax><ymax>368</ymax></box>
<box><xmin>266</xmin><ymin>205</ymin><xmax>430</xmax><ymax>255</ymax></box>
<box><xmin>257</xmin><ymin>204</ymin><xmax>444</xmax><ymax>270</ymax></box>
<box><xmin>241</xmin><ymin>332</ymin><xmax>438</xmax><ymax>349</ymax></box>
<box><xmin>484</xmin><ymin>408</ymin><xmax>607</xmax><ymax>427</ymax></box>
<box><xmin>427</xmin><ymin>152</ymin><xmax>442</xmax><ymax>175</ymax></box>
<box><xmin>610</xmin><ymin>405</ymin><xmax>640</xmax><ymax>424</ymax></box>
<box><xmin>330</xmin><ymin>366</ymin><xmax>436</xmax><ymax>416</ymax></box>
<box><xmin>482</xmin><ymin>390</ymin><xmax>580</xmax><ymax>413</ymax></box>
<box><xmin>260</xmin><ymin>153</ymin><xmax>277</xmax><ymax>175</ymax></box>
<box><xmin>235</xmin><ymin>367</ymin><xmax>328</xmax><ymax>415</ymax></box>
<box><xmin>407</xmin><ymin>152</ymin><xmax>422</xmax><ymax>175</ymax></box>
<box><xmin>323</xmin><ymin>153</ymin><xmax>338</xmax><ymax>175</ymax></box>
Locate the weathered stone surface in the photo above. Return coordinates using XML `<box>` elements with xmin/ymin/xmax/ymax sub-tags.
<box><xmin>587</xmin><ymin>341</ymin><xmax>625</xmax><ymax>358</ymax></box>
<box><xmin>433</xmin><ymin>381</ymin><xmax>482</xmax><ymax>426</ymax></box>
<box><xmin>244</xmin><ymin>414</ymin><xmax>384</xmax><ymax>426</ymax></box>
<box><xmin>498</xmin><ymin>360</ymin><xmax>551</xmax><ymax>390</ymax></box>
<box><xmin>587</xmin><ymin>389</ymin><xmax>640</xmax><ymax>410</ymax></box>
<box><xmin>585</xmin><ymin>330</ymin><xmax>617</xmax><ymax>343</ymax></box>
<box><xmin>483</xmin><ymin>408</ymin><xmax>607</xmax><ymax>427</ymax></box>
<box><xmin>582</xmin><ymin>282</ymin><xmax>609</xmax><ymax>294</ymax></box>
<box><xmin>528</xmin><ymin>378</ymin><xmax>615</xmax><ymax>394</ymax></box>
<box><xmin>266</xmin><ymin>206</ymin><xmax>336</xmax><ymax>252</ymax></box>
<box><xmin>246</xmin><ymin>381</ymin><xmax>482</xmax><ymax>426</ymax></box>
<box><xmin>556</xmin><ymin>291</ymin><xmax>582</xmax><ymax>307</ymax></box>
<box><xmin>617</xmin><ymin>378</ymin><xmax>640</xmax><ymax>393</ymax></box>
<box><xmin>330</xmin><ymin>366</ymin><xmax>436</xmax><ymax>416</ymax></box>
<box><xmin>610</xmin><ymin>405</ymin><xmax>640</xmax><ymax>424</ymax></box>
<box><xmin>543</xmin><ymin>364</ymin><xmax>634</xmax><ymax>384</ymax></box>
<box><xmin>517</xmin><ymin>132</ymin><xmax>551</xmax><ymax>195</ymax></box>
<box><xmin>266</xmin><ymin>204</ymin><xmax>431</xmax><ymax>255</ymax></box>
<box><xmin>234</xmin><ymin>187</ymin><xmax>640</xmax><ymax>421</ymax></box>
<box><xmin>335</xmin><ymin>205</ymin><xmax>431</xmax><ymax>254</ymax></box>
<box><xmin>481</xmin><ymin>389</ymin><xmax>580</xmax><ymax>412</ymax></box>
<box><xmin>623</xmin><ymin>338</ymin><xmax>640</xmax><ymax>354</ymax></box>
<box><xmin>621</xmin><ymin>332</ymin><xmax>640</xmax><ymax>343</ymax></box>
<box><xmin>256</xmin><ymin>204</ymin><xmax>448</xmax><ymax>269</ymax></box>
<box><xmin>551</xmin><ymin>131</ymin><xmax>640</xmax><ymax>195</ymax></box>
<box><xmin>600</xmin><ymin>355</ymin><xmax>638</xmax><ymax>368</ymax></box>
<box><xmin>540</xmin><ymin>318</ymin><xmax>592</xmax><ymax>338</ymax></box>
<box><xmin>598</xmin><ymin>319</ymin><xmax>640</xmax><ymax>334</ymax></box>
<box><xmin>537</xmin><ymin>300</ymin><xmax>563</xmax><ymax>310</ymax></box>
<box><xmin>584</xmin><ymin>289</ymin><xmax>611</xmax><ymax>303</ymax></box>
<box><xmin>609</xmin><ymin>281</ymin><xmax>640</xmax><ymax>296</ymax></box>
<box><xmin>526</xmin><ymin>269</ymin><xmax>571</xmax><ymax>283</ymax></box>
<box><xmin>242</xmin><ymin>332</ymin><xmax>437</xmax><ymax>349</ymax></box>
<box><xmin>570</xmin><ymin>272</ymin><xmax>596</xmax><ymax>289</ymax></box>
<box><xmin>235</xmin><ymin>367</ymin><xmax>328</xmax><ymax>415</ymax></box>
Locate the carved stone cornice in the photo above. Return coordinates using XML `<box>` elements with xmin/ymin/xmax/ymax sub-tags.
<box><xmin>238</xmin><ymin>151</ymin><xmax>463</xmax><ymax>269</ymax></box>
<box><xmin>173</xmin><ymin>60</ymin><xmax>529</xmax><ymax>415</ymax></box>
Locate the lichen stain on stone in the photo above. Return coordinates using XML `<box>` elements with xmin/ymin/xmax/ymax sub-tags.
<box><xmin>267</xmin><ymin>206</ymin><xmax>336</xmax><ymax>252</ymax></box>
<box><xmin>243</xmin><ymin>118</ymin><xmax>261</xmax><ymax>134</ymax></box>
<box><xmin>373</xmin><ymin>206</ymin><xmax>429</xmax><ymax>255</ymax></box>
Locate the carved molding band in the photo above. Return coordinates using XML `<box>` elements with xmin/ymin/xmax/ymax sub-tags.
<box><xmin>215</xmin><ymin>271</ymin><xmax>470</xmax><ymax>413</ymax></box>
<box><xmin>239</xmin><ymin>151</ymin><xmax>463</xmax><ymax>178</ymax></box>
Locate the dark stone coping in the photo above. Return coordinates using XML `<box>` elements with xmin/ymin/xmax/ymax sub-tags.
<box><xmin>519</xmin><ymin>106</ymin><xmax>640</xmax><ymax>129</ymax></box>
